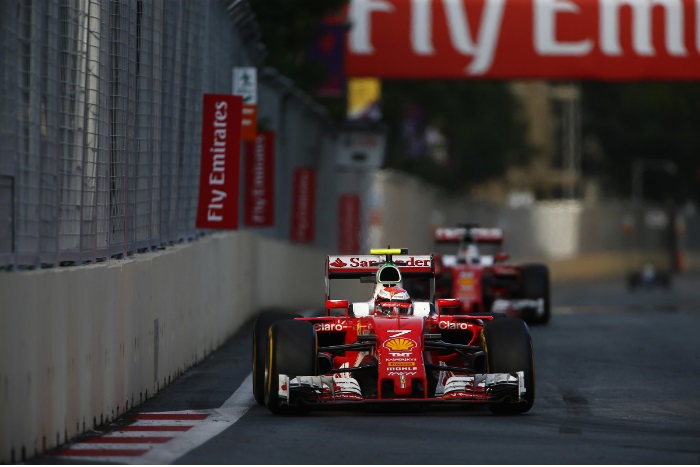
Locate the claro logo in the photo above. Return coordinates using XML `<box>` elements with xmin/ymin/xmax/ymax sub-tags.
<box><xmin>348</xmin><ymin>0</ymin><xmax>700</xmax><ymax>75</ymax></box>
<box><xmin>439</xmin><ymin>321</ymin><xmax>470</xmax><ymax>330</ymax></box>
<box><xmin>314</xmin><ymin>323</ymin><xmax>345</xmax><ymax>331</ymax></box>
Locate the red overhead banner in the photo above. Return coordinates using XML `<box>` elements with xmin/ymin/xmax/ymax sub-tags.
<box><xmin>244</xmin><ymin>131</ymin><xmax>275</xmax><ymax>227</ymax></box>
<box><xmin>290</xmin><ymin>168</ymin><xmax>317</xmax><ymax>243</ymax></box>
<box><xmin>338</xmin><ymin>194</ymin><xmax>361</xmax><ymax>254</ymax></box>
<box><xmin>196</xmin><ymin>94</ymin><xmax>242</xmax><ymax>230</ymax></box>
<box><xmin>345</xmin><ymin>0</ymin><xmax>700</xmax><ymax>80</ymax></box>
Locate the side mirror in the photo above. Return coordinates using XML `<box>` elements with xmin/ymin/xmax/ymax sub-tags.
<box><xmin>436</xmin><ymin>298</ymin><xmax>461</xmax><ymax>316</ymax></box>
<box><xmin>494</xmin><ymin>252</ymin><xmax>510</xmax><ymax>262</ymax></box>
<box><xmin>326</xmin><ymin>299</ymin><xmax>349</xmax><ymax>317</ymax></box>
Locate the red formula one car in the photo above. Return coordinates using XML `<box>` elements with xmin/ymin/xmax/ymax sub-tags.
<box><xmin>418</xmin><ymin>225</ymin><xmax>551</xmax><ymax>324</ymax></box>
<box><xmin>252</xmin><ymin>249</ymin><xmax>535</xmax><ymax>415</ymax></box>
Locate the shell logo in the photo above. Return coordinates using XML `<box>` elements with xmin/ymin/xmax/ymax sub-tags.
<box><xmin>384</xmin><ymin>338</ymin><xmax>416</xmax><ymax>351</ymax></box>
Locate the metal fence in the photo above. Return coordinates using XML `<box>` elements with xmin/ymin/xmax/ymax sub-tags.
<box><xmin>0</xmin><ymin>0</ymin><xmax>338</xmax><ymax>270</ymax></box>
<box><xmin>4</xmin><ymin>0</ymin><xmax>694</xmax><ymax>274</ymax></box>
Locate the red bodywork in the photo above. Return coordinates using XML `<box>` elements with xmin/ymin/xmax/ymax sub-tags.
<box><xmin>296</xmin><ymin>301</ymin><xmax>497</xmax><ymax>403</ymax></box>
<box><xmin>435</xmin><ymin>257</ymin><xmax>522</xmax><ymax>315</ymax></box>
<box><xmin>432</xmin><ymin>227</ymin><xmax>522</xmax><ymax>315</ymax></box>
<box><xmin>439</xmin><ymin>262</ymin><xmax>484</xmax><ymax>313</ymax></box>
<box><xmin>263</xmin><ymin>251</ymin><xmax>529</xmax><ymax>410</ymax></box>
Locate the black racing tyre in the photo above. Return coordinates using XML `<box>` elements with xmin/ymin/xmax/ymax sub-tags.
<box><xmin>264</xmin><ymin>319</ymin><xmax>317</xmax><ymax>415</ymax></box>
<box><xmin>480</xmin><ymin>273</ymin><xmax>495</xmax><ymax>313</ymax></box>
<box><xmin>482</xmin><ymin>318</ymin><xmax>535</xmax><ymax>415</ymax></box>
<box><xmin>519</xmin><ymin>263</ymin><xmax>551</xmax><ymax>324</ymax></box>
<box><xmin>252</xmin><ymin>311</ymin><xmax>300</xmax><ymax>405</ymax></box>
<box><xmin>627</xmin><ymin>272</ymin><xmax>640</xmax><ymax>291</ymax></box>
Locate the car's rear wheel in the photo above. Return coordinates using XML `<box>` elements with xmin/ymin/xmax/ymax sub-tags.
<box><xmin>520</xmin><ymin>263</ymin><xmax>551</xmax><ymax>324</ymax></box>
<box><xmin>482</xmin><ymin>318</ymin><xmax>535</xmax><ymax>415</ymax></box>
<box><xmin>264</xmin><ymin>319</ymin><xmax>317</xmax><ymax>414</ymax></box>
<box><xmin>252</xmin><ymin>311</ymin><xmax>300</xmax><ymax>405</ymax></box>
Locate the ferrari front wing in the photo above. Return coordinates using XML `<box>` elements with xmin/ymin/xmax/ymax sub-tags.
<box><xmin>492</xmin><ymin>298</ymin><xmax>545</xmax><ymax>320</ymax></box>
<box><xmin>274</xmin><ymin>371</ymin><xmax>525</xmax><ymax>407</ymax></box>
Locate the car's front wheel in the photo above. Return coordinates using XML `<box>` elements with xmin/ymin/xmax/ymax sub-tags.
<box><xmin>264</xmin><ymin>319</ymin><xmax>317</xmax><ymax>414</ymax></box>
<box><xmin>482</xmin><ymin>318</ymin><xmax>535</xmax><ymax>415</ymax></box>
<box><xmin>252</xmin><ymin>311</ymin><xmax>300</xmax><ymax>405</ymax></box>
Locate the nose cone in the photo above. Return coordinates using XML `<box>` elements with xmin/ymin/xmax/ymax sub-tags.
<box><xmin>371</xmin><ymin>315</ymin><xmax>427</xmax><ymax>398</ymax></box>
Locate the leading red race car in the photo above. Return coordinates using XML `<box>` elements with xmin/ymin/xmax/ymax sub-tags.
<box><xmin>413</xmin><ymin>224</ymin><xmax>551</xmax><ymax>325</ymax></box>
<box><xmin>252</xmin><ymin>248</ymin><xmax>536</xmax><ymax>415</ymax></box>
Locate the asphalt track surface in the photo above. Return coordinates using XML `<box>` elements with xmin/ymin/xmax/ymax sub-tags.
<box><xmin>31</xmin><ymin>274</ymin><xmax>700</xmax><ymax>465</ymax></box>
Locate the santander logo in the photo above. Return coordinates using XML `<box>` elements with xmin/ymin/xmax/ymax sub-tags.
<box><xmin>330</xmin><ymin>258</ymin><xmax>348</xmax><ymax>268</ymax></box>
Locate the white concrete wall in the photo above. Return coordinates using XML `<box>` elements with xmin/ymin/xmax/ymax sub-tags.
<box><xmin>0</xmin><ymin>231</ymin><xmax>324</xmax><ymax>463</ymax></box>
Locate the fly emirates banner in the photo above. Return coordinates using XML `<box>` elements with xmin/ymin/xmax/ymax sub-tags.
<box><xmin>345</xmin><ymin>0</ymin><xmax>700</xmax><ymax>80</ymax></box>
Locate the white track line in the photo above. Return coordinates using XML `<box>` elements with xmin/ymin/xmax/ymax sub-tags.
<box><xmin>54</xmin><ymin>373</ymin><xmax>255</xmax><ymax>464</ymax></box>
<box><xmin>66</xmin><ymin>443</ymin><xmax>161</xmax><ymax>450</ymax></box>
<box><xmin>101</xmin><ymin>431</ymin><xmax>183</xmax><ymax>438</ymax></box>
<box><xmin>137</xmin><ymin>372</ymin><xmax>255</xmax><ymax>464</ymax></box>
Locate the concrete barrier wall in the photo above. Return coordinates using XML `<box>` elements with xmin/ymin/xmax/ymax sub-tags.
<box><xmin>0</xmin><ymin>232</ymin><xmax>325</xmax><ymax>463</ymax></box>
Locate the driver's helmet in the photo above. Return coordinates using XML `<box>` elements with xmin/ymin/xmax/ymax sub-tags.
<box><xmin>459</xmin><ymin>244</ymin><xmax>480</xmax><ymax>264</ymax></box>
<box><xmin>374</xmin><ymin>286</ymin><xmax>412</xmax><ymax>315</ymax></box>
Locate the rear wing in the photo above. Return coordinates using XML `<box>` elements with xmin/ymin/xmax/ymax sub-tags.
<box><xmin>434</xmin><ymin>227</ymin><xmax>504</xmax><ymax>245</ymax></box>
<box><xmin>326</xmin><ymin>254</ymin><xmax>434</xmax><ymax>279</ymax></box>
<box><xmin>325</xmin><ymin>248</ymin><xmax>435</xmax><ymax>302</ymax></box>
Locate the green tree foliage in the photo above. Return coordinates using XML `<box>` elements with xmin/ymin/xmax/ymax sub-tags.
<box><xmin>381</xmin><ymin>81</ymin><xmax>534</xmax><ymax>193</ymax></box>
<box><xmin>249</xmin><ymin>1</ymin><xmax>535</xmax><ymax>193</ymax></box>
<box><xmin>581</xmin><ymin>82</ymin><xmax>700</xmax><ymax>204</ymax></box>
<box><xmin>248</xmin><ymin>0</ymin><xmax>348</xmax><ymax>95</ymax></box>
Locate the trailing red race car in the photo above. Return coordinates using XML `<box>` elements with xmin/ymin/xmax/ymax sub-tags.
<box><xmin>252</xmin><ymin>248</ymin><xmax>536</xmax><ymax>415</ymax></box>
<box><xmin>411</xmin><ymin>225</ymin><xmax>551</xmax><ymax>324</ymax></box>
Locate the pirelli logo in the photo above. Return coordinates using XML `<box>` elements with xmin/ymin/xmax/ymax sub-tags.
<box><xmin>387</xmin><ymin>361</ymin><xmax>416</xmax><ymax>367</ymax></box>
